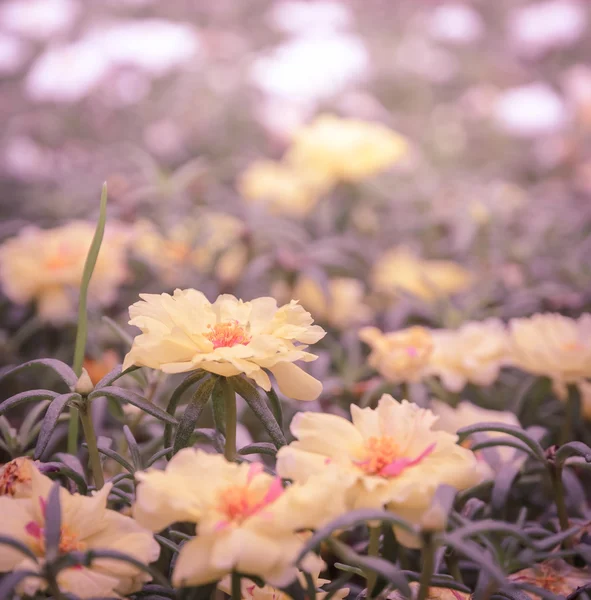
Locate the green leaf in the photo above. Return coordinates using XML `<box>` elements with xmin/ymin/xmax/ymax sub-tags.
<box><xmin>96</xmin><ymin>441</ymin><xmax>135</xmax><ymax>473</ymax></box>
<box><xmin>35</xmin><ymin>393</ymin><xmax>80</xmax><ymax>459</ymax></box>
<box><xmin>491</xmin><ymin>461</ymin><xmax>524</xmax><ymax>515</ymax></box>
<box><xmin>44</xmin><ymin>481</ymin><xmax>62</xmax><ymax>562</ymax></box>
<box><xmin>0</xmin><ymin>570</ymin><xmax>43</xmax><ymax>598</ymax></box>
<box><xmin>173</xmin><ymin>376</ymin><xmax>216</xmax><ymax>455</ymax></box>
<box><xmin>123</xmin><ymin>425</ymin><xmax>142</xmax><ymax>470</ymax></box>
<box><xmin>146</xmin><ymin>447</ymin><xmax>174</xmax><ymax>467</ymax></box>
<box><xmin>19</xmin><ymin>400</ymin><xmax>52</xmax><ymax>443</ymax></box>
<box><xmin>155</xmin><ymin>534</ymin><xmax>180</xmax><ymax>554</ymax></box>
<box><xmin>457</xmin><ymin>423</ymin><xmax>545</xmax><ymax>462</ymax></box>
<box><xmin>192</xmin><ymin>428</ymin><xmax>225</xmax><ymax>453</ymax></box>
<box><xmin>211</xmin><ymin>378</ymin><xmax>226</xmax><ymax>436</ymax></box>
<box><xmin>91</xmin><ymin>387</ymin><xmax>177</xmax><ymax>425</ymax></box>
<box><xmin>266</xmin><ymin>386</ymin><xmax>283</xmax><ymax>430</ymax></box>
<box><xmin>443</xmin><ymin>535</ymin><xmax>506</xmax><ymax>583</ymax></box>
<box><xmin>95</xmin><ymin>364</ymin><xmax>141</xmax><ymax>389</ymax></box>
<box><xmin>0</xmin><ymin>359</ymin><xmax>78</xmax><ymax>390</ymax></box>
<box><xmin>452</xmin><ymin>520</ymin><xmax>538</xmax><ymax>549</ymax></box>
<box><xmin>0</xmin><ymin>535</ymin><xmax>39</xmax><ymax>562</ymax></box>
<box><xmin>470</xmin><ymin>438</ymin><xmax>539</xmax><ymax>461</ymax></box>
<box><xmin>238</xmin><ymin>443</ymin><xmax>277</xmax><ymax>457</ymax></box>
<box><xmin>230</xmin><ymin>376</ymin><xmax>286</xmax><ymax>448</ymax></box>
<box><xmin>163</xmin><ymin>370</ymin><xmax>210</xmax><ymax>451</ymax></box>
<box><xmin>43</xmin><ymin>458</ymin><xmax>88</xmax><ymax>495</ymax></box>
<box><xmin>0</xmin><ymin>389</ymin><xmax>58</xmax><ymax>417</ymax></box>
<box><xmin>555</xmin><ymin>441</ymin><xmax>591</xmax><ymax>466</ymax></box>
<box><xmin>334</xmin><ymin>563</ymin><xmax>365</xmax><ymax>577</ymax></box>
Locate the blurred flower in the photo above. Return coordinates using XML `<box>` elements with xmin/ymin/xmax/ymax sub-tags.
<box><xmin>508</xmin><ymin>313</ymin><xmax>591</xmax><ymax>399</ymax></box>
<box><xmin>250</xmin><ymin>34</ymin><xmax>369</xmax><ymax>105</ymax></box>
<box><xmin>563</xmin><ymin>65</ymin><xmax>591</xmax><ymax>127</ymax></box>
<box><xmin>428</xmin><ymin>3</ymin><xmax>484</xmax><ymax>46</ymax></box>
<box><xmin>509</xmin><ymin>559</ymin><xmax>589</xmax><ymax>599</ymax></box>
<box><xmin>269</xmin><ymin>1</ymin><xmax>352</xmax><ymax>36</ymax></box>
<box><xmin>123</xmin><ymin>289</ymin><xmax>326</xmax><ymax>401</ymax></box>
<box><xmin>0</xmin><ymin>221</ymin><xmax>130</xmax><ymax>323</ymax></box>
<box><xmin>493</xmin><ymin>84</ymin><xmax>569</xmax><ymax>138</ymax></box>
<box><xmin>277</xmin><ymin>395</ymin><xmax>482</xmax><ymax>547</ymax></box>
<box><xmin>274</xmin><ymin>276</ymin><xmax>373</xmax><ymax>329</ymax></box>
<box><xmin>239</xmin><ymin>160</ymin><xmax>330</xmax><ymax>218</ymax></box>
<box><xmin>371</xmin><ymin>248</ymin><xmax>472</xmax><ymax>302</ymax></box>
<box><xmin>133</xmin><ymin>450</ymin><xmax>344</xmax><ymax>587</ymax></box>
<box><xmin>286</xmin><ymin>114</ymin><xmax>408</xmax><ymax>182</ymax></box>
<box><xmin>510</xmin><ymin>0</ymin><xmax>587</xmax><ymax>57</ymax></box>
<box><xmin>83</xmin><ymin>350</ymin><xmax>120</xmax><ymax>386</ymax></box>
<box><xmin>430</xmin><ymin>400</ymin><xmax>525</xmax><ymax>476</ymax></box>
<box><xmin>0</xmin><ymin>457</ymin><xmax>35</xmax><ymax>498</ymax></box>
<box><xmin>427</xmin><ymin>319</ymin><xmax>510</xmax><ymax>392</ymax></box>
<box><xmin>0</xmin><ymin>464</ymin><xmax>159</xmax><ymax>598</ymax></box>
<box><xmin>0</xmin><ymin>32</ymin><xmax>29</xmax><ymax>75</ymax></box>
<box><xmin>0</xmin><ymin>0</ymin><xmax>79</xmax><ymax>40</ymax></box>
<box><xmin>576</xmin><ymin>380</ymin><xmax>591</xmax><ymax>420</ymax></box>
<box><xmin>359</xmin><ymin>326</ymin><xmax>434</xmax><ymax>384</ymax></box>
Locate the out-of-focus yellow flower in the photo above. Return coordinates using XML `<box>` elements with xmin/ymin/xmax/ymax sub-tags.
<box><xmin>286</xmin><ymin>114</ymin><xmax>408</xmax><ymax>182</ymax></box>
<box><xmin>0</xmin><ymin>457</ymin><xmax>35</xmax><ymax>498</ymax></box>
<box><xmin>133</xmin><ymin>449</ymin><xmax>345</xmax><ymax>587</ymax></box>
<box><xmin>123</xmin><ymin>289</ymin><xmax>326</xmax><ymax>401</ymax></box>
<box><xmin>273</xmin><ymin>276</ymin><xmax>372</xmax><ymax>329</ymax></box>
<box><xmin>371</xmin><ymin>248</ymin><xmax>472</xmax><ymax>302</ymax></box>
<box><xmin>276</xmin><ymin>395</ymin><xmax>482</xmax><ymax>547</ymax></box>
<box><xmin>0</xmin><ymin>464</ymin><xmax>159</xmax><ymax>598</ymax></box>
<box><xmin>430</xmin><ymin>400</ymin><xmax>525</xmax><ymax>477</ymax></box>
<box><xmin>388</xmin><ymin>582</ymin><xmax>470</xmax><ymax>600</ymax></box>
<box><xmin>427</xmin><ymin>319</ymin><xmax>510</xmax><ymax>392</ymax></box>
<box><xmin>0</xmin><ymin>221</ymin><xmax>130</xmax><ymax>323</ymax></box>
<box><xmin>239</xmin><ymin>160</ymin><xmax>331</xmax><ymax>218</ymax></box>
<box><xmin>508</xmin><ymin>313</ymin><xmax>591</xmax><ymax>399</ymax></box>
<box><xmin>509</xmin><ymin>559</ymin><xmax>589</xmax><ymax>599</ymax></box>
<box><xmin>359</xmin><ymin>326</ymin><xmax>434</xmax><ymax>383</ymax></box>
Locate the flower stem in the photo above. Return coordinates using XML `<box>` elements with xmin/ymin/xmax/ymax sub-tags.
<box><xmin>222</xmin><ymin>378</ymin><xmax>237</xmax><ymax>461</ymax></box>
<box><xmin>366</xmin><ymin>525</ymin><xmax>381</xmax><ymax>598</ymax></box>
<box><xmin>560</xmin><ymin>385</ymin><xmax>579</xmax><ymax>446</ymax></box>
<box><xmin>231</xmin><ymin>572</ymin><xmax>241</xmax><ymax>600</ymax></box>
<box><xmin>79</xmin><ymin>404</ymin><xmax>104</xmax><ymax>489</ymax></box>
<box><xmin>417</xmin><ymin>533</ymin><xmax>435</xmax><ymax>600</ymax></box>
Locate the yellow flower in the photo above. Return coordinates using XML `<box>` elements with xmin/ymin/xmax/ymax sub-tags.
<box><xmin>0</xmin><ymin>464</ymin><xmax>159</xmax><ymax>599</ymax></box>
<box><xmin>0</xmin><ymin>221</ymin><xmax>130</xmax><ymax>323</ymax></box>
<box><xmin>133</xmin><ymin>449</ymin><xmax>345</xmax><ymax>587</ymax></box>
<box><xmin>428</xmin><ymin>319</ymin><xmax>510</xmax><ymax>392</ymax></box>
<box><xmin>371</xmin><ymin>248</ymin><xmax>472</xmax><ymax>302</ymax></box>
<box><xmin>359</xmin><ymin>326</ymin><xmax>434</xmax><ymax>383</ymax></box>
<box><xmin>0</xmin><ymin>457</ymin><xmax>35</xmax><ymax>498</ymax></box>
<box><xmin>509</xmin><ymin>559</ymin><xmax>589</xmax><ymax>599</ymax></box>
<box><xmin>276</xmin><ymin>395</ymin><xmax>483</xmax><ymax>547</ymax></box>
<box><xmin>122</xmin><ymin>289</ymin><xmax>326</xmax><ymax>401</ymax></box>
<box><xmin>238</xmin><ymin>160</ymin><xmax>331</xmax><ymax>218</ymax></box>
<box><xmin>286</xmin><ymin>114</ymin><xmax>408</xmax><ymax>182</ymax></box>
<box><xmin>430</xmin><ymin>400</ymin><xmax>525</xmax><ymax>476</ymax></box>
<box><xmin>508</xmin><ymin>313</ymin><xmax>591</xmax><ymax>399</ymax></box>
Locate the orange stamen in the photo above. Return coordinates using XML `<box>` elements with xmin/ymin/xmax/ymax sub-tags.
<box><xmin>205</xmin><ymin>320</ymin><xmax>251</xmax><ymax>349</ymax></box>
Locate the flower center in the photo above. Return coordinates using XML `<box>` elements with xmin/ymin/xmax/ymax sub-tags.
<box><xmin>0</xmin><ymin>459</ymin><xmax>31</xmax><ymax>496</ymax></box>
<box><xmin>354</xmin><ymin>436</ymin><xmax>436</xmax><ymax>478</ymax></box>
<box><xmin>206</xmin><ymin>320</ymin><xmax>251</xmax><ymax>349</ymax></box>
<box><xmin>166</xmin><ymin>241</ymin><xmax>191</xmax><ymax>262</ymax></box>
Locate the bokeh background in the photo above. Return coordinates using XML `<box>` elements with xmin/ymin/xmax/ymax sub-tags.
<box><xmin>1</xmin><ymin>0</ymin><xmax>591</xmax><ymax>385</ymax></box>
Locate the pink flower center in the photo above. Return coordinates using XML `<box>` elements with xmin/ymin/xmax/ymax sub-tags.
<box><xmin>354</xmin><ymin>436</ymin><xmax>436</xmax><ymax>477</ymax></box>
<box><xmin>205</xmin><ymin>320</ymin><xmax>251</xmax><ymax>349</ymax></box>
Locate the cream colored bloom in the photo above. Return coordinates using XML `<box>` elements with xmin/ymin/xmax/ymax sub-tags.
<box><xmin>0</xmin><ymin>220</ymin><xmax>130</xmax><ymax>323</ymax></box>
<box><xmin>0</xmin><ymin>457</ymin><xmax>35</xmax><ymax>498</ymax></box>
<box><xmin>133</xmin><ymin>449</ymin><xmax>346</xmax><ymax>587</ymax></box>
<box><xmin>371</xmin><ymin>248</ymin><xmax>472</xmax><ymax>302</ymax></box>
<box><xmin>428</xmin><ymin>319</ymin><xmax>510</xmax><ymax>392</ymax></box>
<box><xmin>430</xmin><ymin>400</ymin><xmax>525</xmax><ymax>477</ymax></box>
<box><xmin>0</xmin><ymin>464</ymin><xmax>159</xmax><ymax>599</ymax></box>
<box><xmin>122</xmin><ymin>289</ymin><xmax>326</xmax><ymax>401</ymax></box>
<box><xmin>508</xmin><ymin>313</ymin><xmax>591</xmax><ymax>399</ymax></box>
<box><xmin>239</xmin><ymin>159</ymin><xmax>331</xmax><ymax>218</ymax></box>
<box><xmin>509</xmin><ymin>559</ymin><xmax>589</xmax><ymax>599</ymax></box>
<box><xmin>286</xmin><ymin>114</ymin><xmax>408</xmax><ymax>182</ymax></box>
<box><xmin>359</xmin><ymin>326</ymin><xmax>434</xmax><ymax>383</ymax></box>
<box><xmin>276</xmin><ymin>395</ymin><xmax>483</xmax><ymax>547</ymax></box>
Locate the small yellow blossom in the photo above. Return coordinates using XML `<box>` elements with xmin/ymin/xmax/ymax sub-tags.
<box><xmin>0</xmin><ymin>457</ymin><xmax>35</xmax><ymax>498</ymax></box>
<box><xmin>0</xmin><ymin>464</ymin><xmax>159</xmax><ymax>598</ymax></box>
<box><xmin>276</xmin><ymin>395</ymin><xmax>483</xmax><ymax>547</ymax></box>
<box><xmin>133</xmin><ymin>449</ymin><xmax>346</xmax><ymax>587</ymax></box>
<box><xmin>508</xmin><ymin>313</ymin><xmax>591</xmax><ymax>399</ymax></box>
<box><xmin>239</xmin><ymin>160</ymin><xmax>331</xmax><ymax>218</ymax></box>
<box><xmin>122</xmin><ymin>289</ymin><xmax>326</xmax><ymax>401</ymax></box>
<box><xmin>509</xmin><ymin>559</ymin><xmax>589</xmax><ymax>599</ymax></box>
<box><xmin>371</xmin><ymin>248</ymin><xmax>472</xmax><ymax>302</ymax></box>
<box><xmin>430</xmin><ymin>400</ymin><xmax>525</xmax><ymax>477</ymax></box>
<box><xmin>428</xmin><ymin>319</ymin><xmax>510</xmax><ymax>392</ymax></box>
<box><xmin>359</xmin><ymin>326</ymin><xmax>434</xmax><ymax>383</ymax></box>
<box><xmin>286</xmin><ymin>114</ymin><xmax>408</xmax><ymax>182</ymax></box>
<box><xmin>0</xmin><ymin>221</ymin><xmax>130</xmax><ymax>323</ymax></box>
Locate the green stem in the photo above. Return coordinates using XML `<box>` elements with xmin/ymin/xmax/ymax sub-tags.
<box><xmin>79</xmin><ymin>404</ymin><xmax>105</xmax><ymax>489</ymax></box>
<box><xmin>560</xmin><ymin>385</ymin><xmax>579</xmax><ymax>446</ymax></box>
<box><xmin>67</xmin><ymin>410</ymin><xmax>79</xmax><ymax>454</ymax></box>
<box><xmin>222</xmin><ymin>379</ymin><xmax>237</xmax><ymax>461</ymax></box>
<box><xmin>365</xmin><ymin>525</ymin><xmax>381</xmax><ymax>598</ymax></box>
<box><xmin>417</xmin><ymin>533</ymin><xmax>435</xmax><ymax>600</ymax></box>
<box><xmin>445</xmin><ymin>551</ymin><xmax>463</xmax><ymax>585</ymax></box>
<box><xmin>549</xmin><ymin>464</ymin><xmax>572</xmax><ymax>549</ymax></box>
<box><xmin>231</xmin><ymin>572</ymin><xmax>241</xmax><ymax>600</ymax></box>
<box><xmin>400</xmin><ymin>382</ymin><xmax>409</xmax><ymax>403</ymax></box>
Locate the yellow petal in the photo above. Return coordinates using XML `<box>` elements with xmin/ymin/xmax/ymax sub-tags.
<box><xmin>269</xmin><ymin>362</ymin><xmax>322</xmax><ymax>401</ymax></box>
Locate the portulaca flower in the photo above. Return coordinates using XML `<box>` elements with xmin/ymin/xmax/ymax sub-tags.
<box><xmin>0</xmin><ymin>464</ymin><xmax>159</xmax><ymax>598</ymax></box>
<box><xmin>123</xmin><ymin>290</ymin><xmax>326</xmax><ymax>401</ymax></box>
<box><xmin>0</xmin><ymin>0</ymin><xmax>78</xmax><ymax>40</ymax></box>
<box><xmin>0</xmin><ymin>457</ymin><xmax>35</xmax><ymax>498</ymax></box>
<box><xmin>428</xmin><ymin>3</ymin><xmax>484</xmax><ymax>46</ymax></box>
<box><xmin>133</xmin><ymin>450</ymin><xmax>345</xmax><ymax>587</ymax></box>
<box><xmin>277</xmin><ymin>395</ymin><xmax>483</xmax><ymax>546</ymax></box>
